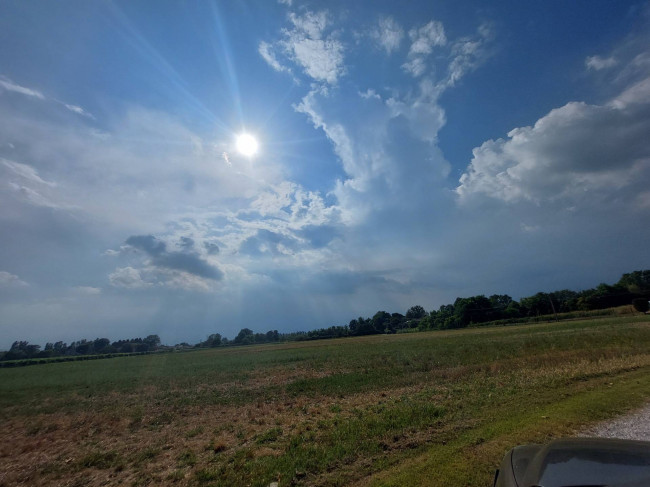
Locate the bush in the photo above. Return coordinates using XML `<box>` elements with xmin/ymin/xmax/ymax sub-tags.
<box><xmin>632</xmin><ymin>298</ymin><xmax>649</xmax><ymax>313</ymax></box>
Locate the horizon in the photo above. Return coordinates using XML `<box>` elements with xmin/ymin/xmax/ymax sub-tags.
<box><xmin>1</xmin><ymin>1</ymin><xmax>650</xmax><ymax>349</ymax></box>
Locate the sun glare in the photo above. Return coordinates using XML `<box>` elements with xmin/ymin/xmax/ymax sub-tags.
<box><xmin>236</xmin><ymin>133</ymin><xmax>259</xmax><ymax>157</ymax></box>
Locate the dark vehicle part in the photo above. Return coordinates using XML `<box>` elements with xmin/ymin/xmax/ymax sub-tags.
<box><xmin>494</xmin><ymin>437</ymin><xmax>650</xmax><ymax>487</ymax></box>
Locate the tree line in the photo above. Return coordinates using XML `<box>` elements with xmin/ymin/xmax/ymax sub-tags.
<box><xmin>2</xmin><ymin>270</ymin><xmax>649</xmax><ymax>361</ymax></box>
<box><xmin>1</xmin><ymin>335</ymin><xmax>162</xmax><ymax>362</ymax></box>
<box><xmin>198</xmin><ymin>269</ymin><xmax>650</xmax><ymax>346</ymax></box>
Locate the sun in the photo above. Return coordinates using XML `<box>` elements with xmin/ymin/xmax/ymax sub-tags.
<box><xmin>235</xmin><ymin>133</ymin><xmax>259</xmax><ymax>157</ymax></box>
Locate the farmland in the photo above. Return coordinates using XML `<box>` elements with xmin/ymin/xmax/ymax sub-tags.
<box><xmin>2</xmin><ymin>315</ymin><xmax>650</xmax><ymax>486</ymax></box>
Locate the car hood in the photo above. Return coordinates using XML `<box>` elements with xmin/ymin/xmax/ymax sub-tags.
<box><xmin>516</xmin><ymin>437</ymin><xmax>650</xmax><ymax>487</ymax></box>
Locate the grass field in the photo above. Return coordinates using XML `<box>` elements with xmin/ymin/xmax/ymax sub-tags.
<box><xmin>1</xmin><ymin>315</ymin><xmax>650</xmax><ymax>486</ymax></box>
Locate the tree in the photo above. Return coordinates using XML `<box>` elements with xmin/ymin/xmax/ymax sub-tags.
<box><xmin>144</xmin><ymin>335</ymin><xmax>161</xmax><ymax>349</ymax></box>
<box><xmin>549</xmin><ymin>290</ymin><xmax>579</xmax><ymax>313</ymax></box>
<box><xmin>453</xmin><ymin>295</ymin><xmax>494</xmax><ymax>327</ymax></box>
<box><xmin>265</xmin><ymin>330</ymin><xmax>280</xmax><ymax>342</ymax></box>
<box><xmin>93</xmin><ymin>338</ymin><xmax>111</xmax><ymax>353</ymax></box>
<box><xmin>234</xmin><ymin>328</ymin><xmax>254</xmax><ymax>345</ymax></box>
<box><xmin>617</xmin><ymin>270</ymin><xmax>650</xmax><ymax>293</ymax></box>
<box><xmin>406</xmin><ymin>305</ymin><xmax>426</xmax><ymax>320</ymax></box>
<box><xmin>6</xmin><ymin>341</ymin><xmax>40</xmax><ymax>360</ymax></box>
<box><xmin>520</xmin><ymin>292</ymin><xmax>554</xmax><ymax>316</ymax></box>
<box><xmin>489</xmin><ymin>294</ymin><xmax>513</xmax><ymax>310</ymax></box>
<box><xmin>372</xmin><ymin>311</ymin><xmax>391</xmax><ymax>333</ymax></box>
<box><xmin>75</xmin><ymin>340</ymin><xmax>91</xmax><ymax>355</ymax></box>
<box><xmin>348</xmin><ymin>319</ymin><xmax>359</xmax><ymax>334</ymax></box>
<box><xmin>353</xmin><ymin>317</ymin><xmax>375</xmax><ymax>336</ymax></box>
<box><xmin>389</xmin><ymin>313</ymin><xmax>406</xmax><ymax>331</ymax></box>
<box><xmin>205</xmin><ymin>333</ymin><xmax>222</xmax><ymax>347</ymax></box>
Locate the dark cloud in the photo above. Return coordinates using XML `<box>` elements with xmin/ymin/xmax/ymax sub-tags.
<box><xmin>204</xmin><ymin>241</ymin><xmax>220</xmax><ymax>255</ymax></box>
<box><xmin>153</xmin><ymin>252</ymin><xmax>223</xmax><ymax>280</ymax></box>
<box><xmin>126</xmin><ymin>234</ymin><xmax>223</xmax><ymax>281</ymax></box>
<box><xmin>239</xmin><ymin>229</ymin><xmax>299</xmax><ymax>256</ymax></box>
<box><xmin>126</xmin><ymin>235</ymin><xmax>166</xmax><ymax>256</ymax></box>
<box><xmin>179</xmin><ymin>236</ymin><xmax>194</xmax><ymax>250</ymax></box>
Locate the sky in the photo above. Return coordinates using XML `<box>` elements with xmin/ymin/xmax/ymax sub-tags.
<box><xmin>1</xmin><ymin>0</ymin><xmax>649</xmax><ymax>348</ymax></box>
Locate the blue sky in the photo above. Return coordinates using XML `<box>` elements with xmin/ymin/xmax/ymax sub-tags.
<box><xmin>1</xmin><ymin>0</ymin><xmax>649</xmax><ymax>348</ymax></box>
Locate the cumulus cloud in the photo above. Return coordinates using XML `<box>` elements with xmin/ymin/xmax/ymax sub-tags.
<box><xmin>109</xmin><ymin>267</ymin><xmax>150</xmax><ymax>289</ymax></box>
<box><xmin>295</xmin><ymin>78</ymin><xmax>449</xmax><ymax>227</ymax></box>
<box><xmin>259</xmin><ymin>10</ymin><xmax>345</xmax><ymax>84</ymax></box>
<box><xmin>371</xmin><ymin>17</ymin><xmax>404</xmax><ymax>54</ymax></box>
<box><xmin>456</xmin><ymin>76</ymin><xmax>650</xmax><ymax>204</ymax></box>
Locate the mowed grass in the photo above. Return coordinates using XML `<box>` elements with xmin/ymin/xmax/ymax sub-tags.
<box><xmin>1</xmin><ymin>316</ymin><xmax>650</xmax><ymax>486</ymax></box>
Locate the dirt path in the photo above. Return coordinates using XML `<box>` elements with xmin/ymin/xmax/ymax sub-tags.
<box><xmin>584</xmin><ymin>403</ymin><xmax>650</xmax><ymax>441</ymax></box>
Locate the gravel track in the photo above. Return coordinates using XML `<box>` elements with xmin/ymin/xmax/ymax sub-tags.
<box><xmin>583</xmin><ymin>403</ymin><xmax>650</xmax><ymax>441</ymax></box>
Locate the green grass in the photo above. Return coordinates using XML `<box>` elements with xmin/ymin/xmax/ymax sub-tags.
<box><xmin>1</xmin><ymin>315</ymin><xmax>650</xmax><ymax>486</ymax></box>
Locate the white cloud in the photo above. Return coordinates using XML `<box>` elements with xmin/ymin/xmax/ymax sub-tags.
<box><xmin>456</xmin><ymin>76</ymin><xmax>650</xmax><ymax>204</ymax></box>
<box><xmin>371</xmin><ymin>17</ymin><xmax>404</xmax><ymax>54</ymax></box>
<box><xmin>400</xmin><ymin>21</ymin><xmax>492</xmax><ymax>84</ymax></box>
<box><xmin>443</xmin><ymin>23</ymin><xmax>493</xmax><ymax>88</ymax></box>
<box><xmin>610</xmin><ymin>77</ymin><xmax>650</xmax><ymax>108</ymax></box>
<box><xmin>295</xmin><ymin>77</ymin><xmax>450</xmax><ymax>227</ymax></box>
<box><xmin>290</xmin><ymin>37</ymin><xmax>344</xmax><ymax>84</ymax></box>
<box><xmin>258</xmin><ymin>40</ymin><xmax>289</xmax><ymax>74</ymax></box>
<box><xmin>0</xmin><ymin>271</ymin><xmax>28</xmax><ymax>287</ymax></box>
<box><xmin>1</xmin><ymin>75</ymin><xmax>95</xmax><ymax>123</ymax></box>
<box><xmin>520</xmin><ymin>223</ymin><xmax>540</xmax><ymax>233</ymax></box>
<box><xmin>288</xmin><ymin>11</ymin><xmax>329</xmax><ymax>40</ymax></box>
<box><xmin>408</xmin><ymin>21</ymin><xmax>446</xmax><ymax>56</ymax></box>
<box><xmin>159</xmin><ymin>270</ymin><xmax>214</xmax><ymax>292</ymax></box>
<box><xmin>63</xmin><ymin>103</ymin><xmax>94</xmax><ymax>119</ymax></box>
<box><xmin>586</xmin><ymin>55</ymin><xmax>618</xmax><ymax>71</ymax></box>
<box><xmin>402</xmin><ymin>57</ymin><xmax>427</xmax><ymax>77</ymax></box>
<box><xmin>359</xmin><ymin>89</ymin><xmax>380</xmax><ymax>100</ymax></box>
<box><xmin>7</xmin><ymin>183</ymin><xmax>66</xmax><ymax>209</ymax></box>
<box><xmin>260</xmin><ymin>10</ymin><xmax>345</xmax><ymax>85</ymax></box>
<box><xmin>0</xmin><ymin>77</ymin><xmax>44</xmax><ymax>99</ymax></box>
<box><xmin>109</xmin><ymin>267</ymin><xmax>151</xmax><ymax>289</ymax></box>
<box><xmin>1</xmin><ymin>158</ymin><xmax>55</xmax><ymax>186</ymax></box>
